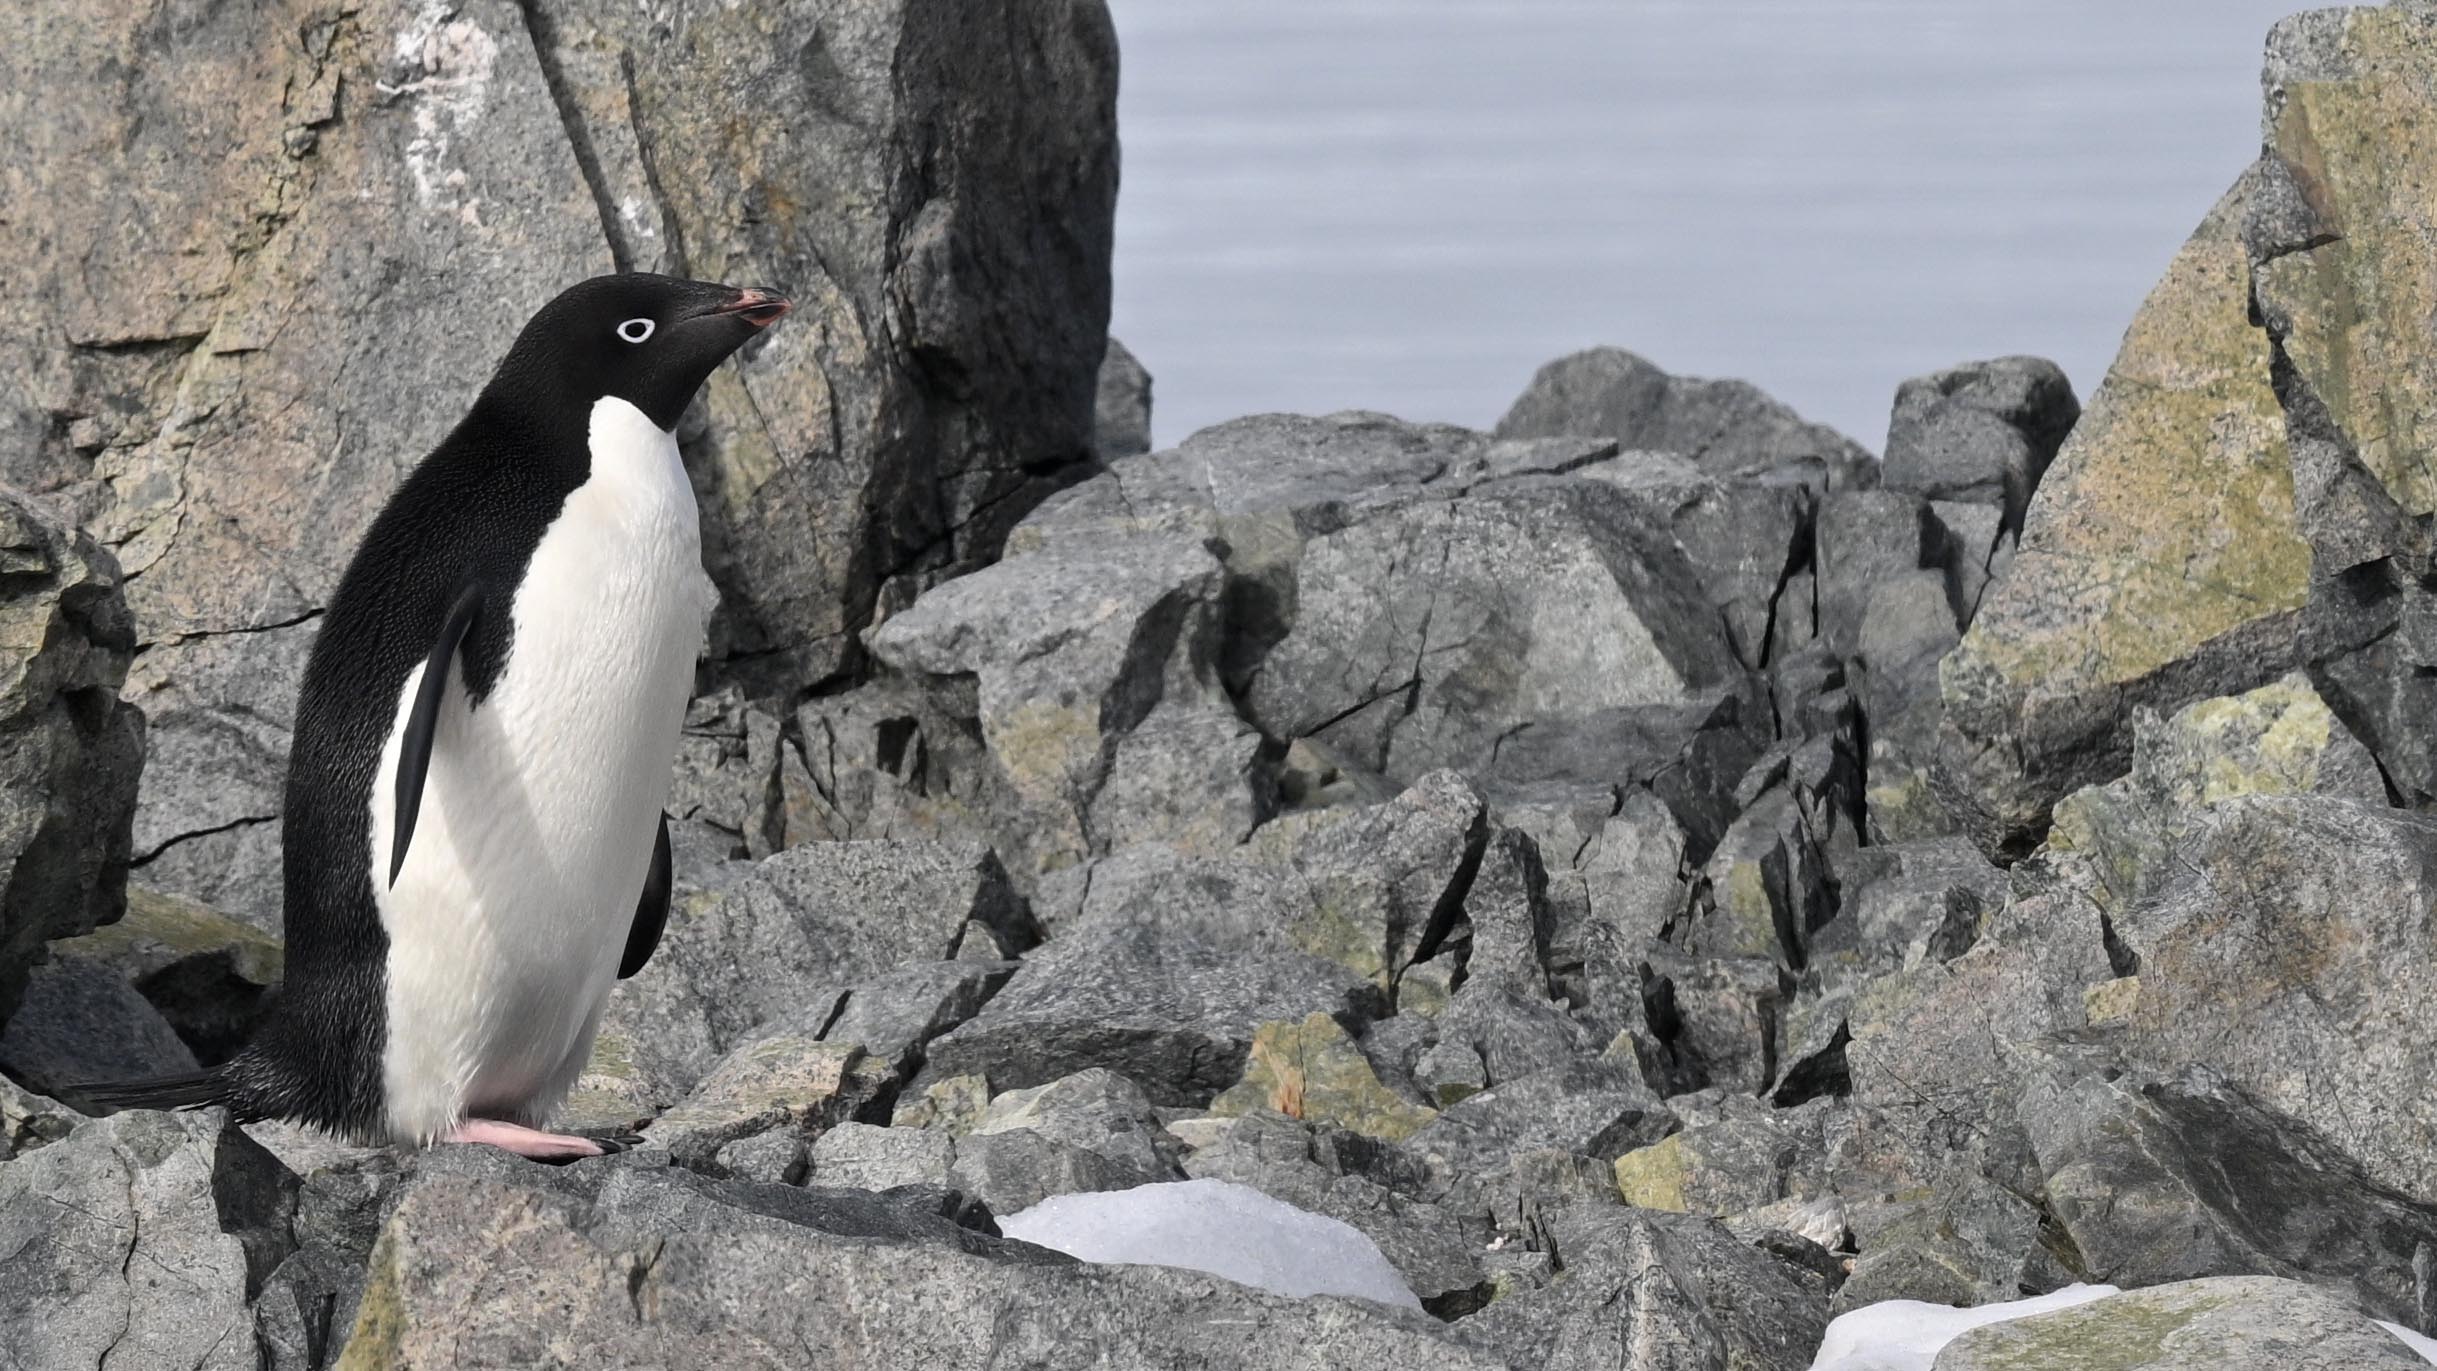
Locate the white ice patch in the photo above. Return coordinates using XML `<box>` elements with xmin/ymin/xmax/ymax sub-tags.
<box><xmin>1814</xmin><ymin>1286</ymin><xmax>2437</xmax><ymax>1369</ymax></box>
<box><xmin>381</xmin><ymin>1</ymin><xmax>500</xmax><ymax>222</ymax></box>
<box><xmin>998</xmin><ymin>1179</ymin><xmax>1422</xmax><ymax>1310</ymax></box>
<box><xmin>2381</xmin><ymin>1320</ymin><xmax>2437</xmax><ymax>1366</ymax></box>
<box><xmin>1809</xmin><ymin>1285</ymin><xmax>2119</xmax><ymax>1371</ymax></box>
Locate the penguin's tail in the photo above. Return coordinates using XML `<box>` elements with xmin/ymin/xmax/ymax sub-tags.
<box><xmin>72</xmin><ymin>1067</ymin><xmax>231</xmax><ymax>1114</ymax></box>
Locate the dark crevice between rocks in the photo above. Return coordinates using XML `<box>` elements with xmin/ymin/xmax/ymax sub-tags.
<box><xmin>618</xmin><ymin>50</ymin><xmax>692</xmax><ymax>275</ymax></box>
<box><xmin>2098</xmin><ymin>911</ymin><xmax>2139</xmax><ymax>980</ymax></box>
<box><xmin>1756</xmin><ymin>491</ymin><xmax>1819</xmax><ymax>687</ymax></box>
<box><xmin>512</xmin><ymin>0</ymin><xmax>637</xmax><ymax>273</ymax></box>
<box><xmin>130</xmin><ymin>813</ymin><xmax>276</xmax><ymax>868</ymax></box>
<box><xmin>1772</xmin><ymin>1021</ymin><xmax>1850</xmax><ymax>1108</ymax></box>
<box><xmin>1402</xmin><ymin>804</ymin><xmax>1493</xmax><ymax>991</ymax></box>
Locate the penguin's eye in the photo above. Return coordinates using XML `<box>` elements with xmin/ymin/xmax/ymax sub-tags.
<box><xmin>615</xmin><ymin>318</ymin><xmax>655</xmax><ymax>344</ymax></box>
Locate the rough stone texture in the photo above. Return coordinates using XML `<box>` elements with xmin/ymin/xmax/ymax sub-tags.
<box><xmin>807</xmin><ymin>1121</ymin><xmax>955</xmax><ymax>1192</ymax></box>
<box><xmin>0</xmin><ymin>1110</ymin><xmax>299</xmax><ymax>1371</ymax></box>
<box><xmin>1494</xmin><ymin>345</ymin><xmax>1873</xmax><ymax>488</ymax></box>
<box><xmin>1211</xmin><ymin>1014</ymin><xmax>1439</xmax><ymax>1143</ymax></box>
<box><xmin>0</xmin><ymin>488</ymin><xmax>142</xmax><ymax>1029</ymax></box>
<box><xmin>1402</xmin><ymin>1061</ymin><xmax>1674</xmax><ymax>1197</ymax></box>
<box><xmin>1095</xmin><ymin>338</ymin><xmax>1153</xmax><ymax>460</ymax></box>
<box><xmin>2020</xmin><ymin>1064</ymin><xmax>2437</xmax><ymax>1329</ymax></box>
<box><xmin>45</xmin><ymin>883</ymin><xmax>283</xmax><ymax>1065</ymax></box>
<box><xmin>10</xmin><ymin>0</ymin><xmax>1117</xmax><ymax>925</ymax></box>
<box><xmin>1248</xmin><ymin>478</ymin><xmax>1742</xmax><ymax>784</ymax></box>
<box><xmin>0</xmin><ymin>1078</ymin><xmax>78</xmax><ymax>1163</ymax></box>
<box><xmin>1611</xmin><ymin>1096</ymin><xmax>1838</xmax><ymax>1224</ymax></box>
<box><xmin>1457</xmin><ymin>1205</ymin><xmax>1827</xmax><ymax>1371</ymax></box>
<box><xmin>867</xmin><ymin>533</ymin><xmax>1260</xmax><ymax>884</ymax></box>
<box><xmin>1931</xmin><ymin>1277</ymin><xmax>2426</xmax><ymax>1371</ymax></box>
<box><xmin>1881</xmin><ymin>356</ymin><xmax>2080</xmax><ymax>529</ymax></box>
<box><xmin>340</xmin><ymin>1166</ymin><xmax>1509</xmax><ymax>1369</ymax></box>
<box><xmin>601</xmin><ymin>839</ymin><xmax>1024</xmax><ymax>1097</ymax></box>
<box><xmin>1936</xmin><ymin>166</ymin><xmax>2308</xmax><ymax>854</ymax></box>
<box><xmin>645</xmin><ymin>1035</ymin><xmax>892</xmax><ymax>1168</ymax></box>
<box><xmin>2115</xmin><ymin>795</ymin><xmax>2437</xmax><ymax>1207</ymax></box>
<box><xmin>925</xmin><ymin>925</ymin><xmax>1381</xmax><ymax>1107</ymax></box>
<box><xmin>0</xmin><ymin>951</ymin><xmax>198</xmax><ymax>1096</ymax></box>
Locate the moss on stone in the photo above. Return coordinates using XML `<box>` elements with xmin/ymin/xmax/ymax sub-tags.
<box><xmin>1611</xmin><ymin>1134</ymin><xmax>1691</xmax><ymax>1212</ymax></box>
<box><xmin>1210</xmin><ymin>1012</ymin><xmax>1437</xmax><ymax>1143</ymax></box>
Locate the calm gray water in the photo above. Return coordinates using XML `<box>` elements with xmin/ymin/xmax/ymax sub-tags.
<box><xmin>1107</xmin><ymin>0</ymin><xmax>2304</xmax><ymax>453</ymax></box>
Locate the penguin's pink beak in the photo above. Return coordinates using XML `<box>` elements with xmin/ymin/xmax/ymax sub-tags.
<box><xmin>714</xmin><ymin>287</ymin><xmax>792</xmax><ymax>328</ymax></box>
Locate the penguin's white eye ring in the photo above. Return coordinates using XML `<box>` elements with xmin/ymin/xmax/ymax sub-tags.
<box><xmin>616</xmin><ymin>318</ymin><xmax>655</xmax><ymax>344</ymax></box>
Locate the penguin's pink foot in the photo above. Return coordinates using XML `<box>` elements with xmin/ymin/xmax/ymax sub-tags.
<box><xmin>442</xmin><ymin>1119</ymin><xmax>621</xmax><ymax>1161</ymax></box>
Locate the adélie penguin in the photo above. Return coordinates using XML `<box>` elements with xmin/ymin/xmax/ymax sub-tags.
<box><xmin>83</xmin><ymin>273</ymin><xmax>791</xmax><ymax>1159</ymax></box>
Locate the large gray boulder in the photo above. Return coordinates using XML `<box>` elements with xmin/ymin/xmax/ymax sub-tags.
<box><xmin>1495</xmin><ymin>346</ymin><xmax>1874</xmax><ymax>488</ymax></box>
<box><xmin>1880</xmin><ymin>356</ymin><xmax>2079</xmax><ymax>529</ymax></box>
<box><xmin>0</xmin><ymin>1110</ymin><xmax>300</xmax><ymax>1371</ymax></box>
<box><xmin>343</xmin><ymin>1164</ymin><xmax>1512</xmax><ymax>1368</ymax></box>
<box><xmin>0</xmin><ymin>489</ymin><xmax>143</xmax><ymax>1030</ymax></box>
<box><xmin>6</xmin><ymin>0</ymin><xmax>1117</xmax><ymax>926</ymax></box>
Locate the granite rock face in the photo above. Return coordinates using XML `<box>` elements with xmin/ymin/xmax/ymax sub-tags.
<box><xmin>5</xmin><ymin>0</ymin><xmax>1118</xmax><ymax>926</ymax></box>
<box><xmin>0</xmin><ymin>490</ymin><xmax>143</xmax><ymax>1031</ymax></box>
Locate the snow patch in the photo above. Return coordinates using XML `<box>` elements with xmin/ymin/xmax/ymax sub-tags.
<box><xmin>2380</xmin><ymin>1320</ymin><xmax>2437</xmax><ymax>1366</ymax></box>
<box><xmin>1809</xmin><ymin>1285</ymin><xmax>2119</xmax><ymax>1371</ymax></box>
<box><xmin>998</xmin><ymin>1178</ymin><xmax>1421</xmax><ymax>1310</ymax></box>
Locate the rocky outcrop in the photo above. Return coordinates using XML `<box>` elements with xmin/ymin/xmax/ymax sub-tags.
<box><xmin>1496</xmin><ymin>346</ymin><xmax>1874</xmax><ymax>488</ymax></box>
<box><xmin>4</xmin><ymin>0</ymin><xmax>1118</xmax><ymax>926</ymax></box>
<box><xmin>0</xmin><ymin>489</ymin><xmax>143</xmax><ymax>1031</ymax></box>
<box><xmin>1931</xmin><ymin>1278</ymin><xmax>2427</xmax><ymax>1371</ymax></box>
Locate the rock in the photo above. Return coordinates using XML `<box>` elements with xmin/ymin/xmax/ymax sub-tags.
<box><xmin>713</xmin><ymin>1130</ymin><xmax>809</xmax><ymax>1186</ymax></box>
<box><xmin>667</xmin><ymin>687</ymin><xmax>788</xmax><ymax>858</ymax></box>
<box><xmin>1095</xmin><ymin>338</ymin><xmax>1153</xmax><ymax>460</ymax></box>
<box><xmin>790</xmin><ymin>959</ymin><xmax>1017</xmax><ymax>1080</ymax></box>
<box><xmin>1403</xmin><ymin>1060</ymin><xmax>1673</xmax><ymax>1198</ymax></box>
<box><xmin>644</xmin><ymin>1036</ymin><xmax>892</xmax><ymax>1168</ymax></box>
<box><xmin>925</xmin><ymin>925</ymin><xmax>1381</xmax><ymax>1107</ymax></box>
<box><xmin>2021</xmin><ymin>1064</ymin><xmax>2437</xmax><ymax>1329</ymax></box>
<box><xmin>1832</xmin><ymin>1154</ymin><xmax>2054</xmax><ymax>1314</ymax></box>
<box><xmin>1247</xmin><ymin>478</ymin><xmax>1741</xmax><ymax>784</ymax></box>
<box><xmin>947</xmin><ymin>1127</ymin><xmax>1158</xmax><ymax>1217</ymax></box>
<box><xmin>0</xmin><ymin>1078</ymin><xmax>76</xmax><ymax>1163</ymax></box>
<box><xmin>45</xmin><ymin>884</ymin><xmax>283</xmax><ymax>1064</ymax></box>
<box><xmin>1492</xmin><ymin>787</ymin><xmax>1686</xmax><ymax>1029</ymax></box>
<box><xmin>807</xmin><ymin>1122</ymin><xmax>956</xmax><ymax>1192</ymax></box>
<box><xmin>1574</xmin><ymin>451</ymin><xmax>1818</xmax><ymax>667</ymax></box>
<box><xmin>892</xmin><ymin>1074</ymin><xmax>992</xmax><ymax>1134</ymax></box>
<box><xmin>1239</xmin><ymin>768</ymin><xmax>1486</xmax><ymax>991</ymax></box>
<box><xmin>0</xmin><ymin>951</ymin><xmax>197</xmax><ymax>1095</ymax></box>
<box><xmin>1610</xmin><ymin>1097</ymin><xmax>1837</xmax><ymax>1223</ymax></box>
<box><xmin>1930</xmin><ymin>1277</ymin><xmax>2425</xmax><ymax>1371</ymax></box>
<box><xmin>0</xmin><ymin>1110</ymin><xmax>299</xmax><ymax>1371</ymax></box>
<box><xmin>968</xmin><ymin>1069</ymin><xmax>1180</xmax><ymax>1179</ymax></box>
<box><xmin>1210</xmin><ymin>1014</ymin><xmax>1439</xmax><ymax>1143</ymax></box>
<box><xmin>1881</xmin><ymin>356</ymin><xmax>2080</xmax><ymax>528</ymax></box>
<box><xmin>1644</xmin><ymin>952</ymin><xmax>1783</xmax><ymax>1096</ymax></box>
<box><xmin>867</xmin><ymin>533</ymin><xmax>1260</xmax><ymax>883</ymax></box>
<box><xmin>19</xmin><ymin>0</ymin><xmax>1116</xmax><ymax>922</ymax></box>
<box><xmin>1480</xmin><ymin>688</ymin><xmax>1768</xmax><ymax>862</ymax></box>
<box><xmin>2114</xmin><ymin>796</ymin><xmax>2437</xmax><ymax>1206</ymax></box>
<box><xmin>1181</xmin><ymin>1110</ymin><xmax>1490</xmax><ymax>1313</ymax></box>
<box><xmin>1457</xmin><ymin>1205</ymin><xmax>1827</xmax><ymax>1371</ymax></box>
<box><xmin>1804</xmin><ymin>836</ymin><xmax>2004</xmax><ymax>993</ymax></box>
<box><xmin>1494</xmin><ymin>345</ymin><xmax>1873</xmax><ymax>488</ymax></box>
<box><xmin>1684</xmin><ymin>784</ymin><xmax>1830</xmax><ymax>968</ymax></box>
<box><xmin>0</xmin><ymin>488</ymin><xmax>142</xmax><ymax>1028</ymax></box>
<box><xmin>343</xmin><ymin>1164</ymin><xmax>1508</xmax><ymax>1369</ymax></box>
<box><xmin>1936</xmin><ymin>166</ymin><xmax>2308</xmax><ymax>853</ymax></box>
<box><xmin>602</xmin><ymin>839</ymin><xmax>1024</xmax><ymax>1095</ymax></box>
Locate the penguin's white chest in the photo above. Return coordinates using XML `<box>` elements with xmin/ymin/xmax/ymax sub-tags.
<box><xmin>370</xmin><ymin>396</ymin><xmax>714</xmax><ymax>1143</ymax></box>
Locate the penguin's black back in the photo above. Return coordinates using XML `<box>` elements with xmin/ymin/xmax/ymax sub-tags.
<box><xmin>221</xmin><ymin>391</ymin><xmax>591</xmax><ymax>1137</ymax></box>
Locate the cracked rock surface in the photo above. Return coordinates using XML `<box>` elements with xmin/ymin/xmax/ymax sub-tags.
<box><xmin>12</xmin><ymin>3</ymin><xmax>2437</xmax><ymax>1368</ymax></box>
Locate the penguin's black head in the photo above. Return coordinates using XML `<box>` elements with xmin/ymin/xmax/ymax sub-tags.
<box><xmin>489</xmin><ymin>273</ymin><xmax>792</xmax><ymax>432</ymax></box>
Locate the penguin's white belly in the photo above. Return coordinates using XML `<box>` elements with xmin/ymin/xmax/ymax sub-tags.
<box><xmin>370</xmin><ymin>396</ymin><xmax>714</xmax><ymax>1144</ymax></box>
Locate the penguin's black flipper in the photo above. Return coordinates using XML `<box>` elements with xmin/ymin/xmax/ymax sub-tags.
<box><xmin>618</xmin><ymin>811</ymin><xmax>672</xmax><ymax>979</ymax></box>
<box><xmin>391</xmin><ymin>583</ymin><xmax>485</xmax><ymax>888</ymax></box>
